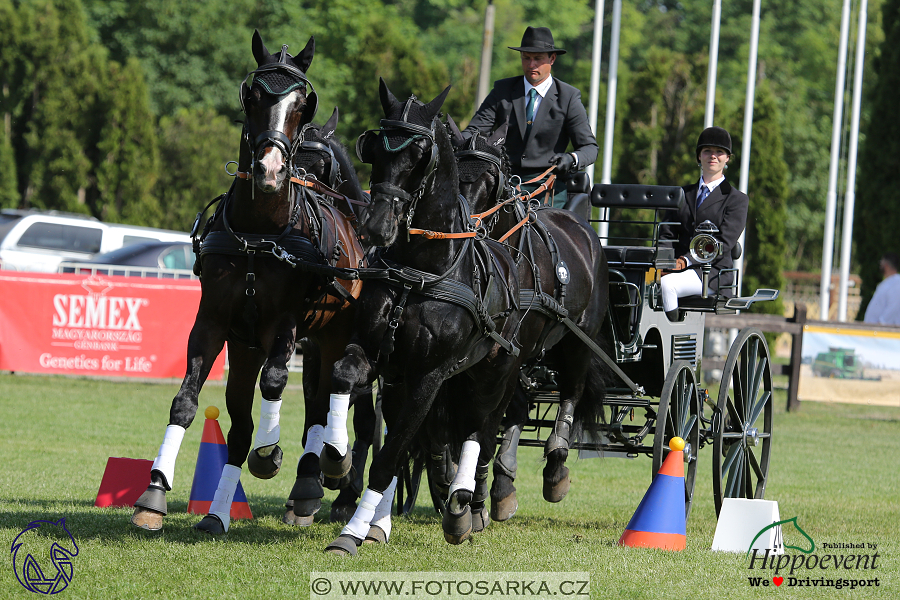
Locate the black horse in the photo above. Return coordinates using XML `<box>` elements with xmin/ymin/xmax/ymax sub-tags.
<box><xmin>449</xmin><ymin>118</ymin><xmax>611</xmax><ymax>521</ymax></box>
<box><xmin>131</xmin><ymin>31</ymin><xmax>369</xmax><ymax>534</ymax></box>
<box><xmin>319</xmin><ymin>79</ymin><xmax>609</xmax><ymax>555</ymax></box>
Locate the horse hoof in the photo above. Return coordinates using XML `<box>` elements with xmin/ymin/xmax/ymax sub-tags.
<box><xmin>193</xmin><ymin>514</ymin><xmax>226</xmax><ymax>535</ymax></box>
<box><xmin>363</xmin><ymin>525</ymin><xmax>387</xmax><ymax>545</ymax></box>
<box><xmin>320</xmin><ymin>444</ymin><xmax>352</xmax><ymax>479</ymax></box>
<box><xmin>292</xmin><ymin>497</ymin><xmax>322</xmax><ymax>518</ymax></box>
<box><xmin>247</xmin><ymin>445</ymin><xmax>283</xmax><ymax>479</ymax></box>
<box><xmin>283</xmin><ymin>509</ymin><xmax>315</xmax><ymax>527</ymax></box>
<box><xmin>442</xmin><ymin>505</ymin><xmax>472</xmax><ymax>545</ymax></box>
<box><xmin>131</xmin><ymin>507</ymin><xmax>164</xmax><ymax>531</ymax></box>
<box><xmin>471</xmin><ymin>505</ymin><xmax>490</xmax><ymax>533</ymax></box>
<box><xmin>289</xmin><ymin>475</ymin><xmax>324</xmax><ymax>517</ymax></box>
<box><xmin>330</xmin><ymin>503</ymin><xmax>357</xmax><ymax>524</ymax></box>
<box><xmin>325</xmin><ymin>534</ymin><xmax>361</xmax><ymax>556</ymax></box>
<box><xmin>542</xmin><ymin>473</ymin><xmax>571</xmax><ymax>503</ymax></box>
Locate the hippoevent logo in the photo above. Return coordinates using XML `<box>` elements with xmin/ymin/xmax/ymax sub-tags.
<box><xmin>745</xmin><ymin>517</ymin><xmax>880</xmax><ymax>590</ymax></box>
<box><xmin>10</xmin><ymin>518</ymin><xmax>79</xmax><ymax>594</ymax></box>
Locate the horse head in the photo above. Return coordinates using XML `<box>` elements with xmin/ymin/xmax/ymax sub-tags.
<box><xmin>449</xmin><ymin>116</ymin><xmax>512</xmax><ymax>219</ymax></box>
<box><xmin>240</xmin><ymin>30</ymin><xmax>316</xmax><ymax>194</ymax></box>
<box><xmin>356</xmin><ymin>78</ymin><xmax>451</xmax><ymax>247</ymax></box>
<box><xmin>294</xmin><ymin>107</ymin><xmax>341</xmax><ymax>189</ymax></box>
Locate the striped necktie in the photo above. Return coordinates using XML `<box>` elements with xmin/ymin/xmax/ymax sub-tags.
<box><xmin>696</xmin><ymin>184</ymin><xmax>710</xmax><ymax>209</ymax></box>
<box><xmin>525</xmin><ymin>88</ymin><xmax>538</xmax><ymax>137</ymax></box>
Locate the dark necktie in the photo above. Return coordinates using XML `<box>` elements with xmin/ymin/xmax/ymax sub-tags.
<box><xmin>697</xmin><ymin>184</ymin><xmax>710</xmax><ymax>209</ymax></box>
<box><xmin>525</xmin><ymin>88</ymin><xmax>538</xmax><ymax>137</ymax></box>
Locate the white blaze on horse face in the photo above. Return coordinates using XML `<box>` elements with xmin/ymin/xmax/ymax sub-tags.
<box><xmin>259</xmin><ymin>147</ymin><xmax>285</xmax><ymax>189</ymax></box>
<box><xmin>150</xmin><ymin>424</ymin><xmax>186</xmax><ymax>490</ymax></box>
<box><xmin>324</xmin><ymin>393</ymin><xmax>350</xmax><ymax>456</ymax></box>
<box><xmin>253</xmin><ymin>398</ymin><xmax>282</xmax><ymax>455</ymax></box>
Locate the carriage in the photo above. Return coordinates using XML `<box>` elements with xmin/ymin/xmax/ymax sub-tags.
<box><xmin>395</xmin><ymin>178</ymin><xmax>779</xmax><ymax>522</ymax></box>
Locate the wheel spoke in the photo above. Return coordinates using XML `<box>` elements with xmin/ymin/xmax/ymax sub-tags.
<box><xmin>725</xmin><ymin>395</ymin><xmax>744</xmax><ymax>429</ymax></box>
<box><xmin>748</xmin><ymin>446</ymin><xmax>764</xmax><ymax>482</ymax></box>
<box><xmin>724</xmin><ymin>447</ymin><xmax>743</xmax><ymax>498</ymax></box>
<box><xmin>722</xmin><ymin>441</ymin><xmax>741</xmax><ymax>474</ymax></box>
<box><xmin>749</xmin><ymin>355</ymin><xmax>767</xmax><ymax>413</ymax></box>
<box><xmin>748</xmin><ymin>389</ymin><xmax>772</xmax><ymax>426</ymax></box>
<box><xmin>679</xmin><ymin>414</ymin><xmax>697</xmax><ymax>440</ymax></box>
<box><xmin>746</xmin><ymin>339</ymin><xmax>758</xmax><ymax>423</ymax></box>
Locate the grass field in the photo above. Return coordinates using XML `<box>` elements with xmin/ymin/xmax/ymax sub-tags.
<box><xmin>1</xmin><ymin>372</ymin><xmax>897</xmax><ymax>599</ymax></box>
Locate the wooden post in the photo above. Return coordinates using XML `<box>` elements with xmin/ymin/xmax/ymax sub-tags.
<box><xmin>786</xmin><ymin>304</ymin><xmax>807</xmax><ymax>411</ymax></box>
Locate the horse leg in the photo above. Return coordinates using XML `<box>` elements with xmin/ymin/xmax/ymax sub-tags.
<box><xmin>194</xmin><ymin>342</ymin><xmax>267</xmax><ymax>534</ymax></box>
<box><xmin>470</xmin><ymin>460</ymin><xmax>491</xmax><ymax>534</ymax></box>
<box><xmin>320</xmin><ymin>343</ymin><xmax>371</xmax><ymax>479</ymax></box>
<box><xmin>330</xmin><ymin>382</ymin><xmax>376</xmax><ymax>523</ymax></box>
<box><xmin>442</xmin><ymin>439</ymin><xmax>480</xmax><ymax>545</ymax></box>
<box><xmin>288</xmin><ymin>340</ymin><xmax>363</xmax><ymax>523</ymax></box>
<box><xmin>132</xmin><ymin>318</ymin><xmax>226</xmax><ymax>531</ymax></box>
<box><xmin>490</xmin><ymin>385</ymin><xmax>529</xmax><ymax>521</ymax></box>
<box><xmin>246</xmin><ymin>333</ymin><xmax>295</xmax><ymax>479</ymax></box>
<box><xmin>543</xmin><ymin>397</ymin><xmax>574</xmax><ymax>502</ymax></box>
<box><xmin>326</xmin><ymin>369</ymin><xmax>436</xmax><ymax>556</ymax></box>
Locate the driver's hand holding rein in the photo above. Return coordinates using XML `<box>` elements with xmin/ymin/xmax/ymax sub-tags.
<box><xmin>658</xmin><ymin>126</ymin><xmax>749</xmax><ymax>322</ymax></box>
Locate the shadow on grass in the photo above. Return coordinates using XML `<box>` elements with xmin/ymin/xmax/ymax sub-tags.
<box><xmin>0</xmin><ymin>495</ymin><xmax>381</xmax><ymax>546</ymax></box>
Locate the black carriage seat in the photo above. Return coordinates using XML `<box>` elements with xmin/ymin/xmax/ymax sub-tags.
<box><xmin>590</xmin><ymin>184</ymin><xmax>686</xmax><ymax>340</ymax></box>
<box><xmin>562</xmin><ymin>172</ymin><xmax>591</xmax><ymax>222</ymax></box>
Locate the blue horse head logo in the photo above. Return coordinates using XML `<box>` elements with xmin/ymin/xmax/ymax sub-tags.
<box><xmin>10</xmin><ymin>518</ymin><xmax>79</xmax><ymax>594</ymax></box>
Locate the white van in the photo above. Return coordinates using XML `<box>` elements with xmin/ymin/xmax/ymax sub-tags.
<box><xmin>0</xmin><ymin>209</ymin><xmax>190</xmax><ymax>273</ymax></box>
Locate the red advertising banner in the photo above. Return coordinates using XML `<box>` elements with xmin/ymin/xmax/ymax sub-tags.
<box><xmin>0</xmin><ymin>272</ymin><xmax>225</xmax><ymax>380</ymax></box>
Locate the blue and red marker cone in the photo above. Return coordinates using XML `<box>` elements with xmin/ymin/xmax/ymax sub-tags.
<box><xmin>187</xmin><ymin>406</ymin><xmax>252</xmax><ymax>519</ymax></box>
<box><xmin>618</xmin><ymin>437</ymin><xmax>686</xmax><ymax>551</ymax></box>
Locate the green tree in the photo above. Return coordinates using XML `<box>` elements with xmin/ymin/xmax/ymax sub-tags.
<box><xmin>93</xmin><ymin>58</ymin><xmax>161</xmax><ymax>225</ymax></box>
<box><xmin>856</xmin><ymin>0</ymin><xmax>900</xmax><ymax>316</ymax></box>
<box><xmin>154</xmin><ymin>108</ymin><xmax>238</xmax><ymax>233</ymax></box>
<box><xmin>740</xmin><ymin>81</ymin><xmax>786</xmax><ymax>319</ymax></box>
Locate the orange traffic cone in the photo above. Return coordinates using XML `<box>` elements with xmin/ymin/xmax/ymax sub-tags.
<box><xmin>187</xmin><ymin>406</ymin><xmax>252</xmax><ymax>519</ymax></box>
<box><xmin>618</xmin><ymin>437</ymin><xmax>686</xmax><ymax>551</ymax></box>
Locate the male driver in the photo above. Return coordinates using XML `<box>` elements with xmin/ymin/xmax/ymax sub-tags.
<box><xmin>464</xmin><ymin>26</ymin><xmax>598</xmax><ymax>208</ymax></box>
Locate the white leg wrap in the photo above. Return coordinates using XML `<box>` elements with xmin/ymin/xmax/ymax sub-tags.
<box><xmin>209</xmin><ymin>464</ymin><xmax>241</xmax><ymax>533</ymax></box>
<box><xmin>449</xmin><ymin>440</ymin><xmax>480</xmax><ymax>499</ymax></box>
<box><xmin>341</xmin><ymin>487</ymin><xmax>382</xmax><ymax>541</ymax></box>
<box><xmin>369</xmin><ymin>477</ymin><xmax>397</xmax><ymax>542</ymax></box>
<box><xmin>253</xmin><ymin>398</ymin><xmax>282</xmax><ymax>455</ymax></box>
<box><xmin>302</xmin><ymin>424</ymin><xmax>325</xmax><ymax>457</ymax></box>
<box><xmin>324</xmin><ymin>393</ymin><xmax>350</xmax><ymax>456</ymax></box>
<box><xmin>150</xmin><ymin>425</ymin><xmax>186</xmax><ymax>489</ymax></box>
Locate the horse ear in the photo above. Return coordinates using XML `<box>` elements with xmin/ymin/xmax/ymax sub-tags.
<box><xmin>294</xmin><ymin>36</ymin><xmax>315</xmax><ymax>73</ymax></box>
<box><xmin>379</xmin><ymin>77</ymin><xmax>400</xmax><ymax>115</ymax></box>
<box><xmin>252</xmin><ymin>30</ymin><xmax>269</xmax><ymax>66</ymax></box>
<box><xmin>488</xmin><ymin>117</ymin><xmax>509</xmax><ymax>147</ymax></box>
<box><xmin>322</xmin><ymin>107</ymin><xmax>339</xmax><ymax>139</ymax></box>
<box><xmin>446</xmin><ymin>114</ymin><xmax>465</xmax><ymax>148</ymax></box>
<box><xmin>423</xmin><ymin>85</ymin><xmax>451</xmax><ymax>119</ymax></box>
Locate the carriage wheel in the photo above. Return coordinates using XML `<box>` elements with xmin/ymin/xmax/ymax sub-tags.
<box><xmin>652</xmin><ymin>360</ymin><xmax>700</xmax><ymax>520</ymax></box>
<box><xmin>712</xmin><ymin>328</ymin><xmax>773</xmax><ymax>517</ymax></box>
